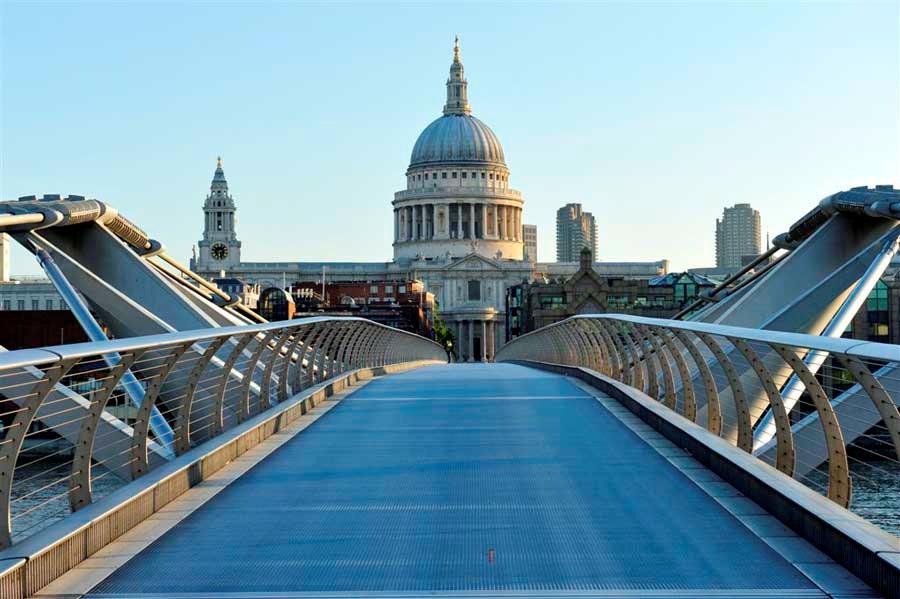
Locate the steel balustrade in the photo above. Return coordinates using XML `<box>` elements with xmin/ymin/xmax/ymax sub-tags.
<box><xmin>0</xmin><ymin>316</ymin><xmax>446</xmax><ymax>548</ymax></box>
<box><xmin>496</xmin><ymin>314</ymin><xmax>900</xmax><ymax>512</ymax></box>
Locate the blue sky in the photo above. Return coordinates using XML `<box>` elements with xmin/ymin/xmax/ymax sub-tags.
<box><xmin>2</xmin><ymin>1</ymin><xmax>897</xmax><ymax>276</ymax></box>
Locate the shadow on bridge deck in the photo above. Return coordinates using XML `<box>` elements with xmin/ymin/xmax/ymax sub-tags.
<box><xmin>84</xmin><ymin>364</ymin><xmax>850</xmax><ymax>597</ymax></box>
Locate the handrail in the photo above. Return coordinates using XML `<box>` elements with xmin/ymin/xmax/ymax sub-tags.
<box><xmin>497</xmin><ymin>313</ymin><xmax>900</xmax><ymax>522</ymax></box>
<box><xmin>0</xmin><ymin>317</ymin><xmax>446</xmax><ymax>548</ymax></box>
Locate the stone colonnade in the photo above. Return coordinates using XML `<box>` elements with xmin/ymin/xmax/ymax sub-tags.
<box><xmin>394</xmin><ymin>202</ymin><xmax>522</xmax><ymax>243</ymax></box>
<box><xmin>453</xmin><ymin>318</ymin><xmax>504</xmax><ymax>362</ymax></box>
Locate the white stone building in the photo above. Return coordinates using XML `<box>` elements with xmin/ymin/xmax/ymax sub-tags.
<box><xmin>191</xmin><ymin>40</ymin><xmax>668</xmax><ymax>361</ymax></box>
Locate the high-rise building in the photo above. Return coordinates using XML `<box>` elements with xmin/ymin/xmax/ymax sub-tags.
<box><xmin>715</xmin><ymin>203</ymin><xmax>761</xmax><ymax>270</ymax></box>
<box><xmin>556</xmin><ymin>203</ymin><xmax>597</xmax><ymax>262</ymax></box>
<box><xmin>522</xmin><ymin>224</ymin><xmax>537</xmax><ymax>262</ymax></box>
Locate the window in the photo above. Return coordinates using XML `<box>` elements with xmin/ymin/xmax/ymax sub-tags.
<box><xmin>385</xmin><ymin>285</ymin><xmax>393</xmax><ymax>293</ymax></box>
<box><xmin>867</xmin><ymin>281</ymin><xmax>888</xmax><ymax>311</ymax></box>
<box><xmin>432</xmin><ymin>173</ymin><xmax>437</xmax><ymax>180</ymax></box>
<box><xmin>539</xmin><ymin>295</ymin><xmax>565</xmax><ymax>309</ymax></box>
<box><xmin>452</xmin><ymin>172</ymin><xmax>457</xmax><ymax>178</ymax></box>
<box><xmin>467</xmin><ymin>280</ymin><xmax>481</xmax><ymax>301</ymax></box>
<box><xmin>45</xmin><ymin>299</ymin><xmax>54</xmax><ymax>310</ymax></box>
<box><xmin>17</xmin><ymin>300</ymin><xmax>25</xmax><ymax>310</ymax></box>
<box><xmin>481</xmin><ymin>172</ymin><xmax>485</xmax><ymax>179</ymax></box>
<box><xmin>489</xmin><ymin>173</ymin><xmax>494</xmax><ymax>180</ymax></box>
<box><xmin>635</xmin><ymin>296</ymin><xmax>648</xmax><ymax>306</ymax></box>
<box><xmin>60</xmin><ymin>300</ymin><xmax>67</xmax><ymax>310</ymax></box>
<box><xmin>32</xmin><ymin>299</ymin><xmax>39</xmax><ymax>310</ymax></box>
<box><xmin>607</xmin><ymin>295</ymin><xmax>629</xmax><ymax>309</ymax></box>
<box><xmin>399</xmin><ymin>285</ymin><xmax>406</xmax><ymax>294</ymax></box>
<box><xmin>442</xmin><ymin>172</ymin><xmax>447</xmax><ymax>179</ymax></box>
<box><xmin>2</xmin><ymin>300</ymin><xmax>9</xmax><ymax>310</ymax></box>
<box><xmin>461</xmin><ymin>172</ymin><xmax>467</xmax><ymax>179</ymax></box>
<box><xmin>370</xmin><ymin>285</ymin><xmax>379</xmax><ymax>294</ymax></box>
<box><xmin>866</xmin><ymin>281</ymin><xmax>889</xmax><ymax>342</ymax></box>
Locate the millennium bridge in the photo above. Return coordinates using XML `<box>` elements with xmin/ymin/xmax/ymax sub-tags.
<box><xmin>0</xmin><ymin>187</ymin><xmax>898</xmax><ymax>598</ymax></box>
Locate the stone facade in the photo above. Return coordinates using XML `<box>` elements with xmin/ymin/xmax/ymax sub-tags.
<box><xmin>0</xmin><ymin>233</ymin><xmax>9</xmax><ymax>283</ymax></box>
<box><xmin>189</xmin><ymin>41</ymin><xmax>671</xmax><ymax>361</ymax></box>
<box><xmin>507</xmin><ymin>249</ymin><xmax>716</xmax><ymax>338</ymax></box>
<box><xmin>0</xmin><ymin>279</ymin><xmax>66</xmax><ymax>311</ymax></box>
<box><xmin>194</xmin><ymin>157</ymin><xmax>241</xmax><ymax>273</ymax></box>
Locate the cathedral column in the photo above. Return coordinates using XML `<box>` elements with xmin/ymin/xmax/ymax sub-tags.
<box><xmin>467</xmin><ymin>320</ymin><xmax>474</xmax><ymax>362</ymax></box>
<box><xmin>481</xmin><ymin>320</ymin><xmax>487</xmax><ymax>361</ymax></box>
<box><xmin>492</xmin><ymin>205</ymin><xmax>499</xmax><ymax>240</ymax></box>
<box><xmin>393</xmin><ymin>209</ymin><xmax>399</xmax><ymax>242</ymax></box>
<box><xmin>469</xmin><ymin>204</ymin><xmax>475</xmax><ymax>240</ymax></box>
<box><xmin>514</xmin><ymin>208</ymin><xmax>520</xmax><ymax>241</ymax></box>
<box><xmin>457</xmin><ymin>204</ymin><xmax>463</xmax><ymax>239</ymax></box>
<box><xmin>481</xmin><ymin>204</ymin><xmax>487</xmax><ymax>240</ymax></box>
<box><xmin>427</xmin><ymin>204</ymin><xmax>433</xmax><ymax>239</ymax></box>
<box><xmin>488</xmin><ymin>320</ymin><xmax>495</xmax><ymax>361</ymax></box>
<box><xmin>456</xmin><ymin>320</ymin><xmax>463</xmax><ymax>361</ymax></box>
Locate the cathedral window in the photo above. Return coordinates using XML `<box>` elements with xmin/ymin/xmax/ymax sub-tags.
<box><xmin>452</xmin><ymin>172</ymin><xmax>457</xmax><ymax>178</ymax></box>
<box><xmin>461</xmin><ymin>172</ymin><xmax>467</xmax><ymax>178</ymax></box>
<box><xmin>442</xmin><ymin>172</ymin><xmax>447</xmax><ymax>179</ymax></box>
<box><xmin>467</xmin><ymin>280</ymin><xmax>481</xmax><ymax>301</ymax></box>
<box><xmin>489</xmin><ymin>173</ymin><xmax>493</xmax><ymax>180</ymax></box>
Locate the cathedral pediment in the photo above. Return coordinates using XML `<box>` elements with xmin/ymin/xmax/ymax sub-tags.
<box><xmin>446</xmin><ymin>253</ymin><xmax>502</xmax><ymax>271</ymax></box>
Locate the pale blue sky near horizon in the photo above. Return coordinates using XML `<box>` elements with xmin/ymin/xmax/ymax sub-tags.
<box><xmin>1</xmin><ymin>1</ymin><xmax>898</xmax><ymax>277</ymax></box>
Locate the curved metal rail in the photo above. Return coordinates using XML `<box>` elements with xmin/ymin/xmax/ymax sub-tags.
<box><xmin>496</xmin><ymin>314</ymin><xmax>900</xmax><ymax>514</ymax></box>
<box><xmin>0</xmin><ymin>317</ymin><xmax>446</xmax><ymax>548</ymax></box>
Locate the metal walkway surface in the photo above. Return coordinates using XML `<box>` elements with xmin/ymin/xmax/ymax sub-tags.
<box><xmin>86</xmin><ymin>364</ymin><xmax>841</xmax><ymax>598</ymax></box>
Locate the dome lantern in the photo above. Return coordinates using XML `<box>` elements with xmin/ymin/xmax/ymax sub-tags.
<box><xmin>443</xmin><ymin>36</ymin><xmax>471</xmax><ymax>116</ymax></box>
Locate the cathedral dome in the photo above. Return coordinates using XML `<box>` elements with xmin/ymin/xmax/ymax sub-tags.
<box><xmin>409</xmin><ymin>114</ymin><xmax>505</xmax><ymax>168</ymax></box>
<box><xmin>408</xmin><ymin>37</ymin><xmax>506</xmax><ymax>170</ymax></box>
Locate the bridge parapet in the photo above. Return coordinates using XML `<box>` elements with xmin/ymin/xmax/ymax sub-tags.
<box><xmin>0</xmin><ymin>317</ymin><xmax>446</xmax><ymax>551</ymax></box>
<box><xmin>497</xmin><ymin>314</ymin><xmax>900</xmax><ymax>512</ymax></box>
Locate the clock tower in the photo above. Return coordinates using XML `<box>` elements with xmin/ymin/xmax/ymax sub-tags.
<box><xmin>193</xmin><ymin>157</ymin><xmax>241</xmax><ymax>274</ymax></box>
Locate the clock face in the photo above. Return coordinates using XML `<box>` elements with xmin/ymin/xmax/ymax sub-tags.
<box><xmin>211</xmin><ymin>243</ymin><xmax>229</xmax><ymax>260</ymax></box>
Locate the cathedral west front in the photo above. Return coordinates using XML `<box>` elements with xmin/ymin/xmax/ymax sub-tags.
<box><xmin>191</xmin><ymin>40</ymin><xmax>664</xmax><ymax>360</ymax></box>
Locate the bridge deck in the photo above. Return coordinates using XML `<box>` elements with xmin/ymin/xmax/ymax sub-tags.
<box><xmin>85</xmin><ymin>364</ymin><xmax>849</xmax><ymax>597</ymax></box>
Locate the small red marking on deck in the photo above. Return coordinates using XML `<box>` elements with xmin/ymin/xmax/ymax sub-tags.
<box><xmin>487</xmin><ymin>548</ymin><xmax>495</xmax><ymax>564</ymax></box>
